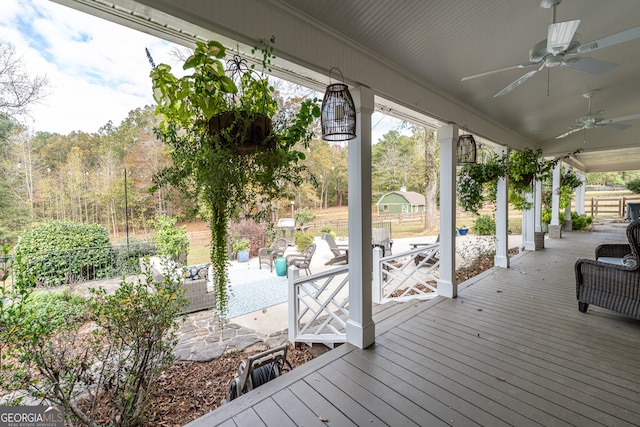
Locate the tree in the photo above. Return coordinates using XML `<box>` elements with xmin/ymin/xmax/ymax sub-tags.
<box><xmin>628</xmin><ymin>178</ymin><xmax>640</xmax><ymax>194</ymax></box>
<box><xmin>417</xmin><ymin>127</ymin><xmax>439</xmax><ymax>230</ymax></box>
<box><xmin>0</xmin><ymin>43</ymin><xmax>48</xmax><ymax>121</ymax></box>
<box><xmin>372</xmin><ymin>130</ymin><xmax>414</xmax><ymax>197</ymax></box>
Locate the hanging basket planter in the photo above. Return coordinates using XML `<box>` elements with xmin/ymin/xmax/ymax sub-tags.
<box><xmin>208</xmin><ymin>111</ymin><xmax>275</xmax><ymax>155</ymax></box>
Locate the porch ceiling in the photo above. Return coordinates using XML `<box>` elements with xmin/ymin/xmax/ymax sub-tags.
<box><xmin>53</xmin><ymin>0</ymin><xmax>640</xmax><ymax>172</ymax></box>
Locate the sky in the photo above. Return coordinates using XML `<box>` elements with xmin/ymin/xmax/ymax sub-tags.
<box><xmin>0</xmin><ymin>0</ymin><xmax>402</xmax><ymax>140</ymax></box>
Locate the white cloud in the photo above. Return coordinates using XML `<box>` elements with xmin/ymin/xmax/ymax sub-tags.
<box><xmin>0</xmin><ymin>0</ymin><xmax>182</xmax><ymax>134</ymax></box>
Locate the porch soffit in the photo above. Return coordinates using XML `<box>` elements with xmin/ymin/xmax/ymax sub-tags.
<box><xmin>51</xmin><ymin>0</ymin><xmax>640</xmax><ymax>172</ymax></box>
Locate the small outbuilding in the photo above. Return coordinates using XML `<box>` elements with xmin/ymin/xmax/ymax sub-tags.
<box><xmin>376</xmin><ymin>189</ymin><xmax>426</xmax><ymax>215</ymax></box>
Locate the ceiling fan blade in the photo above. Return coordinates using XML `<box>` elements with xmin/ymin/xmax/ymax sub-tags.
<box><xmin>601</xmin><ymin>113</ymin><xmax>640</xmax><ymax>124</ymax></box>
<box><xmin>561</xmin><ymin>57</ymin><xmax>617</xmax><ymax>75</ymax></box>
<box><xmin>461</xmin><ymin>62</ymin><xmax>538</xmax><ymax>81</ymax></box>
<box><xmin>577</xmin><ymin>25</ymin><xmax>640</xmax><ymax>53</ymax></box>
<box><xmin>556</xmin><ymin>127</ymin><xmax>583</xmax><ymax>139</ymax></box>
<box><xmin>494</xmin><ymin>63</ymin><xmax>544</xmax><ymax>97</ymax></box>
<box><xmin>547</xmin><ymin>20</ymin><xmax>581</xmax><ymax>53</ymax></box>
<box><xmin>597</xmin><ymin>123</ymin><xmax>632</xmax><ymax>131</ymax></box>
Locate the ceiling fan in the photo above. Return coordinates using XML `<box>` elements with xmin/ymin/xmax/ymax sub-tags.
<box><xmin>461</xmin><ymin>0</ymin><xmax>640</xmax><ymax>97</ymax></box>
<box><xmin>555</xmin><ymin>90</ymin><xmax>640</xmax><ymax>139</ymax></box>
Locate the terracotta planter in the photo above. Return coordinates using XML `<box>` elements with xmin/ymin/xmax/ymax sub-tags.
<box><xmin>208</xmin><ymin>112</ymin><xmax>275</xmax><ymax>155</ymax></box>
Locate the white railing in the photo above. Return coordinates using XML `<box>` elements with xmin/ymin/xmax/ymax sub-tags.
<box><xmin>287</xmin><ymin>244</ymin><xmax>441</xmax><ymax>345</ymax></box>
<box><xmin>373</xmin><ymin>244</ymin><xmax>440</xmax><ymax>304</ymax></box>
<box><xmin>288</xmin><ymin>265</ymin><xmax>350</xmax><ymax>346</ymax></box>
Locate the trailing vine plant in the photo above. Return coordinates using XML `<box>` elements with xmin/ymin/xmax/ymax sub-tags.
<box><xmin>149</xmin><ymin>38</ymin><xmax>320</xmax><ymax>323</ymax></box>
<box><xmin>507</xmin><ymin>148</ymin><xmax>557</xmax><ymax>210</ymax></box>
<box><xmin>456</xmin><ymin>152</ymin><xmax>506</xmax><ymax>214</ymax></box>
<box><xmin>457</xmin><ymin>147</ymin><xmax>558</xmax><ymax>213</ymax></box>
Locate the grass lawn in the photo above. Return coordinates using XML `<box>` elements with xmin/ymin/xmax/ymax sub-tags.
<box><xmin>183</xmin><ymin>206</ymin><xmax>528</xmax><ymax>264</ymax></box>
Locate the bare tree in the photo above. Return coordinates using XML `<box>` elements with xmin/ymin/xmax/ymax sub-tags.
<box><xmin>0</xmin><ymin>43</ymin><xmax>48</xmax><ymax>121</ymax></box>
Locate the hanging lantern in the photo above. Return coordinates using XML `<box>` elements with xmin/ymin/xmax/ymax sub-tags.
<box><xmin>457</xmin><ymin>134</ymin><xmax>477</xmax><ymax>165</ymax></box>
<box><xmin>321</xmin><ymin>68</ymin><xmax>356</xmax><ymax>141</ymax></box>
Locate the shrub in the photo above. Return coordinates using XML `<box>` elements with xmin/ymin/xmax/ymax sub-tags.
<box><xmin>228</xmin><ymin>219</ymin><xmax>268</xmax><ymax>256</ymax></box>
<box><xmin>320</xmin><ymin>226</ymin><xmax>336</xmax><ymax>239</ymax></box>
<box><xmin>571</xmin><ymin>211</ymin><xmax>593</xmax><ymax>231</ymax></box>
<box><xmin>294</xmin><ymin>231</ymin><xmax>314</xmax><ymax>251</ymax></box>
<box><xmin>472</xmin><ymin>215</ymin><xmax>496</xmax><ymax>235</ymax></box>
<box><xmin>294</xmin><ymin>208</ymin><xmax>316</xmax><ymax>226</ymax></box>
<box><xmin>627</xmin><ymin>178</ymin><xmax>640</xmax><ymax>194</ymax></box>
<box><xmin>7</xmin><ymin>269</ymin><xmax>187</xmax><ymax>426</ymax></box>
<box><xmin>13</xmin><ymin>221</ymin><xmax>111</xmax><ymax>287</ymax></box>
<box><xmin>149</xmin><ymin>215</ymin><xmax>189</xmax><ymax>265</ymax></box>
<box><xmin>24</xmin><ymin>290</ymin><xmax>87</xmax><ymax>332</ymax></box>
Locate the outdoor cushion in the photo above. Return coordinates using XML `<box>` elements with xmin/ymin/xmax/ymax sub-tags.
<box><xmin>183</xmin><ymin>263</ymin><xmax>210</xmax><ymax>281</ymax></box>
<box><xmin>596</xmin><ymin>257</ymin><xmax>624</xmax><ymax>265</ymax></box>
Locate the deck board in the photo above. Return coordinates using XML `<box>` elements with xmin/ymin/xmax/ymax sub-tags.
<box><xmin>270</xmin><ymin>388</ymin><xmax>328</xmax><ymax>427</ymax></box>
<box><xmin>252</xmin><ymin>398</ymin><xmax>297</xmax><ymax>427</ymax></box>
<box><xmin>287</xmin><ymin>380</ymin><xmax>358</xmax><ymax>427</ymax></box>
<box><xmin>186</xmin><ymin>231</ymin><xmax>640</xmax><ymax>427</ymax></box>
<box><xmin>343</xmin><ymin>349</ymin><xmax>491</xmax><ymax>426</ymax></box>
<box><xmin>303</xmin><ymin>370</ymin><xmax>387</xmax><ymax>426</ymax></box>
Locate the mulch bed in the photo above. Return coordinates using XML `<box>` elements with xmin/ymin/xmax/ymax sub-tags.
<box><xmin>80</xmin><ymin>344</ymin><xmax>314</xmax><ymax>427</ymax></box>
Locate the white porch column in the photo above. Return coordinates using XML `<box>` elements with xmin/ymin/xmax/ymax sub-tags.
<box><xmin>437</xmin><ymin>124</ymin><xmax>457</xmax><ymax>298</ymax></box>
<box><xmin>522</xmin><ymin>190</ymin><xmax>535</xmax><ymax>251</ymax></box>
<box><xmin>534</xmin><ymin>179</ymin><xmax>542</xmax><ymax>233</ymax></box>
<box><xmin>576</xmin><ymin>172</ymin><xmax>586</xmax><ymax>216</ymax></box>
<box><xmin>549</xmin><ymin>162</ymin><xmax>562</xmax><ymax>238</ymax></box>
<box><xmin>346</xmin><ymin>86</ymin><xmax>375</xmax><ymax>349</ymax></box>
<box><xmin>494</xmin><ymin>145</ymin><xmax>509</xmax><ymax>268</ymax></box>
<box><xmin>564</xmin><ymin>203</ymin><xmax>573</xmax><ymax>231</ymax></box>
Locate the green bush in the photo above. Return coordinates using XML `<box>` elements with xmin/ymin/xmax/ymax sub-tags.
<box><xmin>571</xmin><ymin>211</ymin><xmax>593</xmax><ymax>231</ymax></box>
<box><xmin>13</xmin><ymin>221</ymin><xmax>112</xmax><ymax>287</ymax></box>
<box><xmin>627</xmin><ymin>178</ymin><xmax>640</xmax><ymax>194</ymax></box>
<box><xmin>149</xmin><ymin>215</ymin><xmax>189</xmax><ymax>265</ymax></box>
<box><xmin>320</xmin><ymin>226</ymin><xmax>336</xmax><ymax>239</ymax></box>
<box><xmin>294</xmin><ymin>208</ymin><xmax>316</xmax><ymax>226</ymax></box>
<box><xmin>472</xmin><ymin>215</ymin><xmax>496</xmax><ymax>235</ymax></box>
<box><xmin>8</xmin><ymin>272</ymin><xmax>187</xmax><ymax>425</ymax></box>
<box><xmin>294</xmin><ymin>231</ymin><xmax>314</xmax><ymax>251</ymax></box>
<box><xmin>23</xmin><ymin>290</ymin><xmax>87</xmax><ymax>333</ymax></box>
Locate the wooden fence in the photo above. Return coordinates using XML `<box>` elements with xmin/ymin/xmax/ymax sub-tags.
<box><xmin>587</xmin><ymin>195</ymin><xmax>640</xmax><ymax>217</ymax></box>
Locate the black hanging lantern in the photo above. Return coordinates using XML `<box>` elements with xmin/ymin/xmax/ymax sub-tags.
<box><xmin>457</xmin><ymin>134</ymin><xmax>477</xmax><ymax>165</ymax></box>
<box><xmin>321</xmin><ymin>68</ymin><xmax>356</xmax><ymax>141</ymax></box>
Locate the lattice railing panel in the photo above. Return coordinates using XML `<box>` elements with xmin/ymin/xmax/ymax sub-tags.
<box><xmin>373</xmin><ymin>244</ymin><xmax>440</xmax><ymax>304</ymax></box>
<box><xmin>288</xmin><ymin>265</ymin><xmax>349</xmax><ymax>345</ymax></box>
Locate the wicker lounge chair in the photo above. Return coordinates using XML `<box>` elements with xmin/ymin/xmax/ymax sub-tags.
<box><xmin>258</xmin><ymin>238</ymin><xmax>288</xmax><ymax>271</ymax></box>
<box><xmin>574</xmin><ymin>219</ymin><xmax>640</xmax><ymax>319</ymax></box>
<box><xmin>286</xmin><ymin>243</ymin><xmax>316</xmax><ymax>276</ymax></box>
<box><xmin>146</xmin><ymin>257</ymin><xmax>215</xmax><ymax>314</ymax></box>
<box><xmin>322</xmin><ymin>233</ymin><xmax>349</xmax><ymax>265</ymax></box>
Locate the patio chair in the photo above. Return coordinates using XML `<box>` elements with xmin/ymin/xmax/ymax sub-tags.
<box><xmin>322</xmin><ymin>233</ymin><xmax>348</xmax><ymax>265</ymax></box>
<box><xmin>145</xmin><ymin>257</ymin><xmax>215</xmax><ymax>314</ymax></box>
<box><xmin>286</xmin><ymin>243</ymin><xmax>316</xmax><ymax>276</ymax></box>
<box><xmin>258</xmin><ymin>237</ymin><xmax>288</xmax><ymax>271</ymax></box>
<box><xmin>372</xmin><ymin>227</ymin><xmax>393</xmax><ymax>256</ymax></box>
<box><xmin>574</xmin><ymin>219</ymin><xmax>640</xmax><ymax>320</ymax></box>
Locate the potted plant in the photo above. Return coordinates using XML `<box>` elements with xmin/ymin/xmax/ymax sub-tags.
<box><xmin>457</xmin><ymin>225</ymin><xmax>469</xmax><ymax>235</ymax></box>
<box><xmin>456</xmin><ymin>152</ymin><xmax>507</xmax><ymax>214</ymax></box>
<box><xmin>149</xmin><ymin>37</ymin><xmax>320</xmax><ymax>322</ymax></box>
<box><xmin>507</xmin><ymin>148</ymin><xmax>557</xmax><ymax>210</ymax></box>
<box><xmin>233</xmin><ymin>237</ymin><xmax>250</xmax><ymax>262</ymax></box>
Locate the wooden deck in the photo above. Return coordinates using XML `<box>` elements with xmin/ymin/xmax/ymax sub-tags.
<box><xmin>187</xmin><ymin>230</ymin><xmax>640</xmax><ymax>427</ymax></box>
